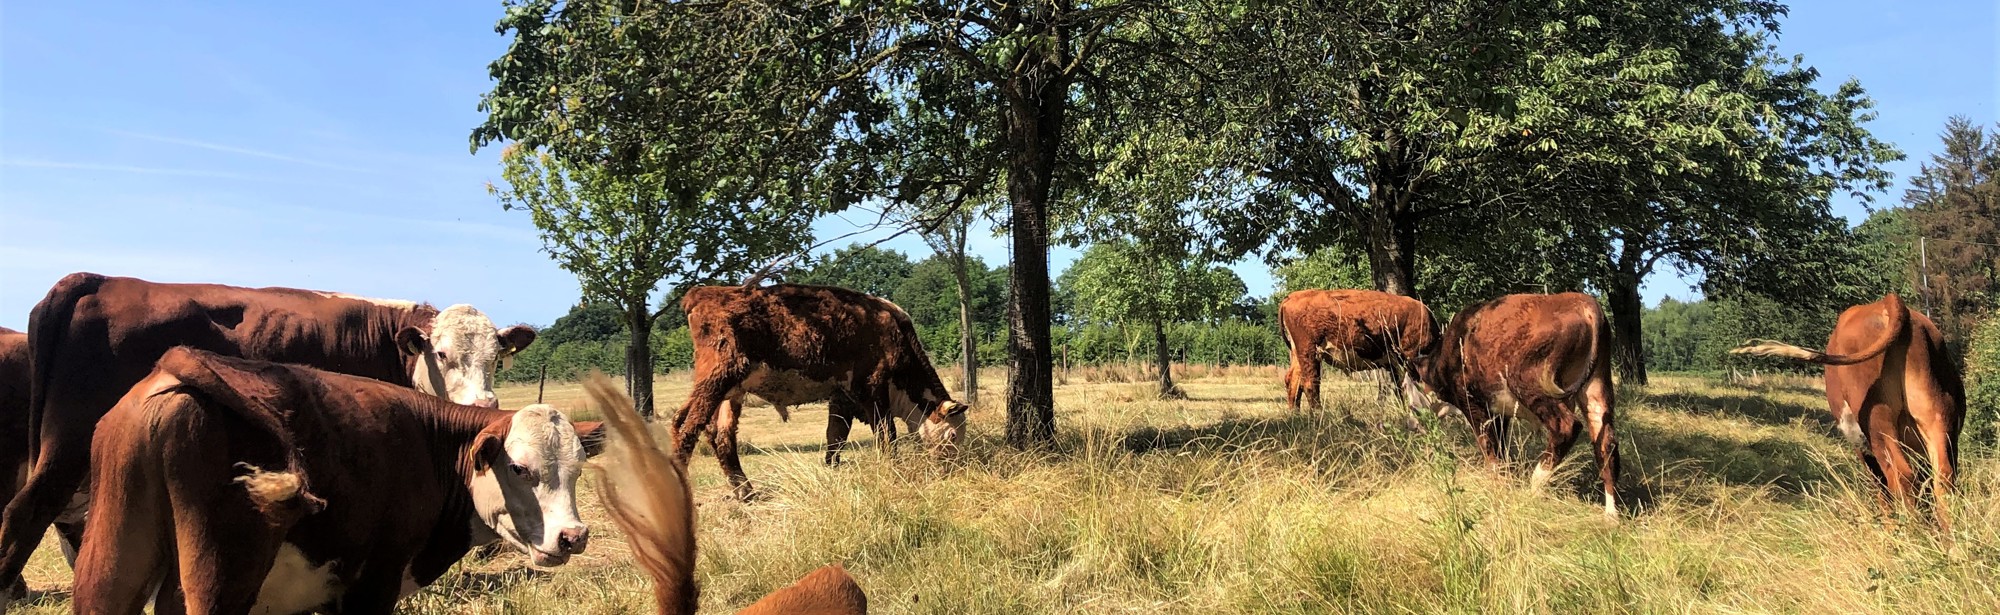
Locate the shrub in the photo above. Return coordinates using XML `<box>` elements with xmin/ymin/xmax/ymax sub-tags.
<box><xmin>1964</xmin><ymin>312</ymin><xmax>2000</xmax><ymax>451</ymax></box>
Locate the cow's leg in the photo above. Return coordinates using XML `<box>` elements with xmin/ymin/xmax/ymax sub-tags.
<box><xmin>1582</xmin><ymin>372</ymin><xmax>1619</xmax><ymax>517</ymax></box>
<box><xmin>1297</xmin><ymin>353</ymin><xmax>1323</xmax><ymax>412</ymax></box>
<box><xmin>1529</xmin><ymin>401</ymin><xmax>1580</xmax><ymax>493</ymax></box>
<box><xmin>704</xmin><ymin>395</ymin><xmax>753</xmax><ymax>501</ymax></box>
<box><xmin>671</xmin><ymin>373</ymin><xmax>740</xmax><ymax>464</ymax></box>
<box><xmin>825</xmin><ymin>396</ymin><xmax>857</xmax><ymax>466</ymax></box>
<box><xmin>1868</xmin><ymin>429</ymin><xmax>1920</xmax><ymax>519</ymax></box>
<box><xmin>55</xmin><ymin>520</ymin><xmax>86</xmax><ymax>567</ymax></box>
<box><xmin>71</xmin><ymin>427</ymin><xmax>172</xmax><ymax>615</ymax></box>
<box><xmin>1906</xmin><ymin>383</ymin><xmax>1959</xmax><ymax>531</ymax></box>
<box><xmin>0</xmin><ymin>434</ymin><xmax>92</xmax><ymax>592</ymax></box>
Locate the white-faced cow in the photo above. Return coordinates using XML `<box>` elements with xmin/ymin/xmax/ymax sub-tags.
<box><xmin>1731</xmin><ymin>293</ymin><xmax>1964</xmax><ymax>528</ymax></box>
<box><xmin>1404</xmin><ymin>292</ymin><xmax>1620</xmax><ymax>518</ymax></box>
<box><xmin>672</xmin><ymin>284</ymin><xmax>967</xmax><ymax>500</ymax></box>
<box><xmin>1279</xmin><ymin>289</ymin><xmax>1439</xmax><ymax>419</ymax></box>
<box><xmin>0</xmin><ymin>273</ymin><xmax>536</xmax><ymax>597</ymax></box>
<box><xmin>72</xmin><ymin>347</ymin><xmax>599</xmax><ymax>614</ymax></box>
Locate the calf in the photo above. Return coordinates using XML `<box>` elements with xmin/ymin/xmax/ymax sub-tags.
<box><xmin>73</xmin><ymin>347</ymin><xmax>599</xmax><ymax>614</ymax></box>
<box><xmin>673</xmin><ymin>284</ymin><xmax>967</xmax><ymax>499</ymax></box>
<box><xmin>1279</xmin><ymin>289</ymin><xmax>1438</xmax><ymax>418</ymax></box>
<box><xmin>1404</xmin><ymin>293</ymin><xmax>1620</xmax><ymax>517</ymax></box>
<box><xmin>588</xmin><ymin>376</ymin><xmax>868</xmax><ymax>615</ymax></box>
<box><xmin>0</xmin><ymin>273</ymin><xmax>535</xmax><ymax>595</ymax></box>
<box><xmin>1731</xmin><ymin>293</ymin><xmax>1963</xmax><ymax>528</ymax></box>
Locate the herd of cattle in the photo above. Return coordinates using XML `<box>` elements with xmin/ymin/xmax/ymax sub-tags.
<box><xmin>0</xmin><ymin>270</ymin><xmax>1967</xmax><ymax>613</ymax></box>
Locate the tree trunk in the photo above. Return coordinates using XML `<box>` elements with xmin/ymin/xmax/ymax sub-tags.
<box><xmin>624</xmin><ymin>302</ymin><xmax>657</xmax><ymax>418</ymax></box>
<box><xmin>1152</xmin><ymin>316</ymin><xmax>1181</xmax><ymax>399</ymax></box>
<box><xmin>953</xmin><ymin>251</ymin><xmax>980</xmax><ymax>406</ymax></box>
<box><xmin>999</xmin><ymin>41</ymin><xmax>1067</xmax><ymax>449</ymax></box>
<box><xmin>1607</xmin><ymin>251</ymin><xmax>1649</xmax><ymax>386</ymax></box>
<box><xmin>1365</xmin><ymin>203</ymin><xmax>1418</xmax><ymax>296</ymax></box>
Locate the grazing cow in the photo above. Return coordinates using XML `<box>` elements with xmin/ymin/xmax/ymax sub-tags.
<box><xmin>1731</xmin><ymin>293</ymin><xmax>1963</xmax><ymax>528</ymax></box>
<box><xmin>588</xmin><ymin>376</ymin><xmax>868</xmax><ymax>615</ymax></box>
<box><xmin>1403</xmin><ymin>293</ymin><xmax>1620</xmax><ymax>517</ymax></box>
<box><xmin>0</xmin><ymin>273</ymin><xmax>536</xmax><ymax>596</ymax></box>
<box><xmin>73</xmin><ymin>348</ymin><xmax>600</xmax><ymax>614</ymax></box>
<box><xmin>1279</xmin><ymin>289</ymin><xmax>1439</xmax><ymax>417</ymax></box>
<box><xmin>673</xmin><ymin>284</ymin><xmax>967</xmax><ymax>499</ymax></box>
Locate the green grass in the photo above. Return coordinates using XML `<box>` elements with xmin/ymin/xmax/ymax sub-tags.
<box><xmin>12</xmin><ymin>368</ymin><xmax>1998</xmax><ymax>613</ymax></box>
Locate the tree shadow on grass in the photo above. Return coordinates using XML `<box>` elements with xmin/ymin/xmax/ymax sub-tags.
<box><xmin>429</xmin><ymin>565</ymin><xmax>554</xmax><ymax>594</ymax></box>
<box><xmin>1118</xmin><ymin>412</ymin><xmax>1381</xmax><ymax>455</ymax></box>
<box><xmin>1643</xmin><ymin>389</ymin><xmax>1832</xmax><ymax>430</ymax></box>
<box><xmin>1622</xmin><ymin>419</ymin><xmax>1845</xmax><ymax>499</ymax></box>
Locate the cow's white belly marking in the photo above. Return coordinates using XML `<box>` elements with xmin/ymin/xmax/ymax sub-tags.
<box><xmin>253</xmin><ymin>544</ymin><xmax>338</xmax><ymax>615</ymax></box>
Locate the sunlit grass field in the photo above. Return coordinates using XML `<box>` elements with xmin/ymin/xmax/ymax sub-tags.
<box><xmin>13</xmin><ymin>367</ymin><xmax>1998</xmax><ymax>613</ymax></box>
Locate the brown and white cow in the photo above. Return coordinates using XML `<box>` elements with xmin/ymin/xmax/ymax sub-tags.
<box><xmin>0</xmin><ymin>272</ymin><xmax>536</xmax><ymax>596</ymax></box>
<box><xmin>73</xmin><ymin>347</ymin><xmax>599</xmax><ymax>614</ymax></box>
<box><xmin>1731</xmin><ymin>293</ymin><xmax>1963</xmax><ymax>528</ymax></box>
<box><xmin>1403</xmin><ymin>292</ymin><xmax>1620</xmax><ymax>518</ymax></box>
<box><xmin>672</xmin><ymin>284</ymin><xmax>967</xmax><ymax>499</ymax></box>
<box><xmin>1279</xmin><ymin>289</ymin><xmax>1438</xmax><ymax>417</ymax></box>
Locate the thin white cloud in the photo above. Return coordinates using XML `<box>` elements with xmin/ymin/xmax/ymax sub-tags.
<box><xmin>0</xmin><ymin>158</ymin><xmax>260</xmax><ymax>180</ymax></box>
<box><xmin>103</xmin><ymin>129</ymin><xmax>377</xmax><ymax>174</ymax></box>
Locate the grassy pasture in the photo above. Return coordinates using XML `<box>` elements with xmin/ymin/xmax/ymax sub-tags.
<box><xmin>13</xmin><ymin>367</ymin><xmax>1997</xmax><ymax>613</ymax></box>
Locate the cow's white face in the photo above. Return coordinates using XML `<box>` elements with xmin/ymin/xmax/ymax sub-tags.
<box><xmin>917</xmin><ymin>400</ymin><xmax>969</xmax><ymax>456</ymax></box>
<box><xmin>399</xmin><ymin>304</ymin><xmax>536</xmax><ymax>408</ymax></box>
<box><xmin>468</xmin><ymin>406</ymin><xmax>598</xmax><ymax>567</ymax></box>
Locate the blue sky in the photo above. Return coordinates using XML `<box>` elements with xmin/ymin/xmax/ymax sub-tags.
<box><xmin>1</xmin><ymin>1</ymin><xmax>1994</xmax><ymax>330</ymax></box>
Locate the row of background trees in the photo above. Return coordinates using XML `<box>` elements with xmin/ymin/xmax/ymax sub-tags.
<box><xmin>473</xmin><ymin>0</ymin><xmax>1995</xmax><ymax>446</ymax></box>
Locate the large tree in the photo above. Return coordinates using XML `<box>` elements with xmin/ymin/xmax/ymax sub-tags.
<box><xmin>1060</xmin><ymin>241</ymin><xmax>1246</xmax><ymax>399</ymax></box>
<box><xmin>473</xmin><ymin>0</ymin><xmax>858</xmax><ymax>415</ymax></box>
<box><xmin>1905</xmin><ymin>117</ymin><xmax>2000</xmax><ymax>344</ymax></box>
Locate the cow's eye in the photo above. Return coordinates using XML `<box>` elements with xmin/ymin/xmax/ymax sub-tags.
<box><xmin>509</xmin><ymin>463</ymin><xmax>530</xmax><ymax>477</ymax></box>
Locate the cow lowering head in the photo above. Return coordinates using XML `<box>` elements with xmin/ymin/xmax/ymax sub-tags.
<box><xmin>916</xmin><ymin>399</ymin><xmax>970</xmax><ymax>456</ymax></box>
<box><xmin>396</xmin><ymin>304</ymin><xmax>536</xmax><ymax>408</ymax></box>
<box><xmin>467</xmin><ymin>405</ymin><xmax>602</xmax><ymax>567</ymax></box>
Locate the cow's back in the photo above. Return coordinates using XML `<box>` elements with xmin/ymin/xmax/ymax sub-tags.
<box><xmin>1281</xmin><ymin>289</ymin><xmax>1436</xmax><ymax>361</ymax></box>
<box><xmin>685</xmin><ymin>284</ymin><xmax>925</xmax><ymax>382</ymax></box>
<box><xmin>1440</xmin><ymin>292</ymin><xmax>1606</xmax><ymax>399</ymax></box>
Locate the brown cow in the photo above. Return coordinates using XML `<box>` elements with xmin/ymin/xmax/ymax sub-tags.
<box><xmin>0</xmin><ymin>273</ymin><xmax>536</xmax><ymax>596</ymax></box>
<box><xmin>73</xmin><ymin>347</ymin><xmax>600</xmax><ymax>614</ymax></box>
<box><xmin>1279</xmin><ymin>289</ymin><xmax>1439</xmax><ymax>418</ymax></box>
<box><xmin>1731</xmin><ymin>293</ymin><xmax>1963</xmax><ymax>528</ymax></box>
<box><xmin>1403</xmin><ymin>293</ymin><xmax>1620</xmax><ymax>518</ymax></box>
<box><xmin>588</xmin><ymin>376</ymin><xmax>868</xmax><ymax>615</ymax></box>
<box><xmin>673</xmin><ymin>284</ymin><xmax>967</xmax><ymax>499</ymax></box>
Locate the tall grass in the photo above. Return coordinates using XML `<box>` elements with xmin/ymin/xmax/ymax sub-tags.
<box><xmin>11</xmin><ymin>372</ymin><xmax>1996</xmax><ymax>613</ymax></box>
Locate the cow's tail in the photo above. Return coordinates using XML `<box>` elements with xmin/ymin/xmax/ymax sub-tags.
<box><xmin>583</xmin><ymin>375</ymin><xmax>699</xmax><ymax>615</ymax></box>
<box><xmin>24</xmin><ymin>272</ymin><xmax>108</xmax><ymax>461</ymax></box>
<box><xmin>1546</xmin><ymin>298</ymin><xmax>1606</xmax><ymax>400</ymax></box>
<box><xmin>1731</xmin><ymin>294</ymin><xmax>1909</xmax><ymax>366</ymax></box>
<box><xmin>152</xmin><ymin>347</ymin><xmax>326</xmax><ymax>522</ymax></box>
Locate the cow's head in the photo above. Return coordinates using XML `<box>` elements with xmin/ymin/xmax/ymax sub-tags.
<box><xmin>917</xmin><ymin>399</ymin><xmax>969</xmax><ymax>456</ymax></box>
<box><xmin>468</xmin><ymin>405</ymin><xmax>603</xmax><ymax>567</ymax></box>
<box><xmin>397</xmin><ymin>304</ymin><xmax>536</xmax><ymax>408</ymax></box>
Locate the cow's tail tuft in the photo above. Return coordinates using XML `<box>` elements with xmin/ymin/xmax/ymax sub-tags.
<box><xmin>1730</xmin><ymin>294</ymin><xmax>1909</xmax><ymax>366</ymax></box>
<box><xmin>231</xmin><ymin>463</ymin><xmax>325</xmax><ymax>522</ymax></box>
<box><xmin>584</xmin><ymin>375</ymin><xmax>699</xmax><ymax>615</ymax></box>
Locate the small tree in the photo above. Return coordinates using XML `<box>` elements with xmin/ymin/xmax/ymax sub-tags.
<box><xmin>491</xmin><ymin>147</ymin><xmax>806</xmax><ymax>416</ymax></box>
<box><xmin>1061</xmin><ymin>242</ymin><xmax>1246</xmax><ymax>398</ymax></box>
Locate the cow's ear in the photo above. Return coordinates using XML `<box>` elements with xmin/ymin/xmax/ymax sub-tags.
<box><xmin>471</xmin><ymin>432</ymin><xmax>505</xmax><ymax>472</ymax></box>
<box><xmin>498</xmin><ymin>325</ymin><xmax>537</xmax><ymax>356</ymax></box>
<box><xmin>940</xmin><ymin>401</ymin><xmax>969</xmax><ymax>418</ymax></box>
<box><xmin>395</xmin><ymin>327</ymin><xmax>431</xmax><ymax>356</ymax></box>
<box><xmin>572</xmin><ymin>421</ymin><xmax>607</xmax><ymax>458</ymax></box>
